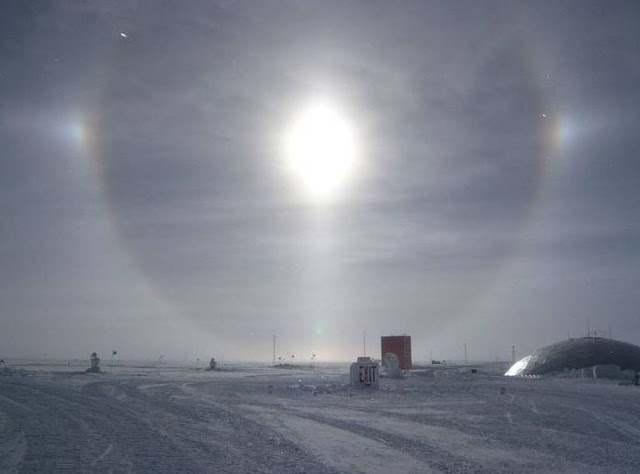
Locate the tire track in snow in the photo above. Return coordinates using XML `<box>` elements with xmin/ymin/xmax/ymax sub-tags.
<box><xmin>93</xmin><ymin>378</ymin><xmax>340</xmax><ymax>473</ymax></box>
<box><xmin>0</xmin><ymin>380</ymin><xmax>211</xmax><ymax>472</ymax></box>
<box><xmin>91</xmin><ymin>443</ymin><xmax>113</xmax><ymax>467</ymax></box>
<box><xmin>241</xmin><ymin>405</ymin><xmax>435</xmax><ymax>474</ymax></box>
<box><xmin>240</xmin><ymin>402</ymin><xmax>490</xmax><ymax>473</ymax></box>
<box><xmin>573</xmin><ymin>405</ymin><xmax>640</xmax><ymax>442</ymax></box>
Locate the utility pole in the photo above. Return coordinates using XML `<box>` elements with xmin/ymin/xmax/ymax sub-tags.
<box><xmin>511</xmin><ymin>345</ymin><xmax>515</xmax><ymax>363</ymax></box>
<box><xmin>363</xmin><ymin>330</ymin><xmax>366</xmax><ymax>357</ymax></box>
<box><xmin>609</xmin><ymin>323</ymin><xmax>612</xmax><ymax>339</ymax></box>
<box><xmin>587</xmin><ymin>316</ymin><xmax>590</xmax><ymax>337</ymax></box>
<box><xmin>464</xmin><ymin>343</ymin><xmax>468</xmax><ymax>363</ymax></box>
<box><xmin>272</xmin><ymin>334</ymin><xmax>276</xmax><ymax>367</ymax></box>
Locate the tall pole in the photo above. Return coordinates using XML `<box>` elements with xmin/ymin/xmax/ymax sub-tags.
<box><xmin>464</xmin><ymin>343</ymin><xmax>467</xmax><ymax>363</ymax></box>
<box><xmin>272</xmin><ymin>334</ymin><xmax>276</xmax><ymax>367</ymax></box>
<box><xmin>511</xmin><ymin>345</ymin><xmax>515</xmax><ymax>363</ymax></box>
<box><xmin>363</xmin><ymin>330</ymin><xmax>366</xmax><ymax>357</ymax></box>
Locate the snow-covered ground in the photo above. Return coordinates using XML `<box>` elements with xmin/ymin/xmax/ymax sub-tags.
<box><xmin>2</xmin><ymin>361</ymin><xmax>640</xmax><ymax>473</ymax></box>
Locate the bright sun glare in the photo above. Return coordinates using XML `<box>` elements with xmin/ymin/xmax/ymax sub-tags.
<box><xmin>284</xmin><ymin>101</ymin><xmax>358</xmax><ymax>202</ymax></box>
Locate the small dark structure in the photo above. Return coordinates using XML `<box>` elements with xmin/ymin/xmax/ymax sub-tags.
<box><xmin>86</xmin><ymin>352</ymin><xmax>101</xmax><ymax>373</ymax></box>
<box><xmin>506</xmin><ymin>337</ymin><xmax>640</xmax><ymax>376</ymax></box>
<box><xmin>208</xmin><ymin>358</ymin><xmax>217</xmax><ymax>371</ymax></box>
<box><xmin>381</xmin><ymin>335</ymin><xmax>412</xmax><ymax>370</ymax></box>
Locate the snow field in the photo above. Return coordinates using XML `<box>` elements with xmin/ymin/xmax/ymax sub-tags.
<box><xmin>2</xmin><ymin>363</ymin><xmax>640</xmax><ymax>473</ymax></box>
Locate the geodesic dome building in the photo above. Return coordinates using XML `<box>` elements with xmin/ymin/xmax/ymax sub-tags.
<box><xmin>505</xmin><ymin>337</ymin><xmax>640</xmax><ymax>376</ymax></box>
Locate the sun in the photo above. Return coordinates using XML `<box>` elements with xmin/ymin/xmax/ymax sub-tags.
<box><xmin>284</xmin><ymin>100</ymin><xmax>358</xmax><ymax>202</ymax></box>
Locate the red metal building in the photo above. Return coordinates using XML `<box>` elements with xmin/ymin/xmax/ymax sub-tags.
<box><xmin>381</xmin><ymin>335</ymin><xmax>412</xmax><ymax>370</ymax></box>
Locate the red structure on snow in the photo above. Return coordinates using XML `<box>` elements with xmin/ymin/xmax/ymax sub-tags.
<box><xmin>381</xmin><ymin>335</ymin><xmax>412</xmax><ymax>370</ymax></box>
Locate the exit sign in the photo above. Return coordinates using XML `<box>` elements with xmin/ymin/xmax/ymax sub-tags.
<box><xmin>350</xmin><ymin>357</ymin><xmax>380</xmax><ymax>389</ymax></box>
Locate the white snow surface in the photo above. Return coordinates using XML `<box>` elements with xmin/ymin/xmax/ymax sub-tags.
<box><xmin>2</xmin><ymin>361</ymin><xmax>640</xmax><ymax>473</ymax></box>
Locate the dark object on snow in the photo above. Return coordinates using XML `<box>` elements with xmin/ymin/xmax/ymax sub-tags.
<box><xmin>208</xmin><ymin>358</ymin><xmax>217</xmax><ymax>371</ymax></box>
<box><xmin>471</xmin><ymin>368</ymin><xmax>477</xmax><ymax>374</ymax></box>
<box><xmin>86</xmin><ymin>352</ymin><xmax>101</xmax><ymax>373</ymax></box>
<box><xmin>506</xmin><ymin>337</ymin><xmax>640</xmax><ymax>377</ymax></box>
<box><xmin>633</xmin><ymin>373</ymin><xmax>640</xmax><ymax>386</ymax></box>
<box><xmin>0</xmin><ymin>359</ymin><xmax>14</xmax><ymax>376</ymax></box>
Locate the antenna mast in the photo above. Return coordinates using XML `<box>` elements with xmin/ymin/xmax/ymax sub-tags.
<box><xmin>272</xmin><ymin>334</ymin><xmax>276</xmax><ymax>366</ymax></box>
<box><xmin>363</xmin><ymin>330</ymin><xmax>366</xmax><ymax>357</ymax></box>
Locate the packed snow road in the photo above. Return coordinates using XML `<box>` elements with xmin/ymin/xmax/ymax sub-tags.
<box><xmin>2</xmin><ymin>363</ymin><xmax>640</xmax><ymax>473</ymax></box>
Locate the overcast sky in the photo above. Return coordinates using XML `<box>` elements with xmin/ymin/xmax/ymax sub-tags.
<box><xmin>1</xmin><ymin>1</ymin><xmax>639</xmax><ymax>363</ymax></box>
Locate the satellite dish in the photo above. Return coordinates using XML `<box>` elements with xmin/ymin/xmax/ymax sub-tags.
<box><xmin>384</xmin><ymin>353</ymin><xmax>403</xmax><ymax>378</ymax></box>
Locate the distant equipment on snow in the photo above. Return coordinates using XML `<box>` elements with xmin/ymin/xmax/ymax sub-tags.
<box><xmin>209</xmin><ymin>358</ymin><xmax>217</xmax><ymax>371</ymax></box>
<box><xmin>0</xmin><ymin>359</ymin><xmax>13</xmax><ymax>376</ymax></box>
<box><xmin>381</xmin><ymin>335</ymin><xmax>412</xmax><ymax>370</ymax></box>
<box><xmin>86</xmin><ymin>352</ymin><xmax>101</xmax><ymax>373</ymax></box>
